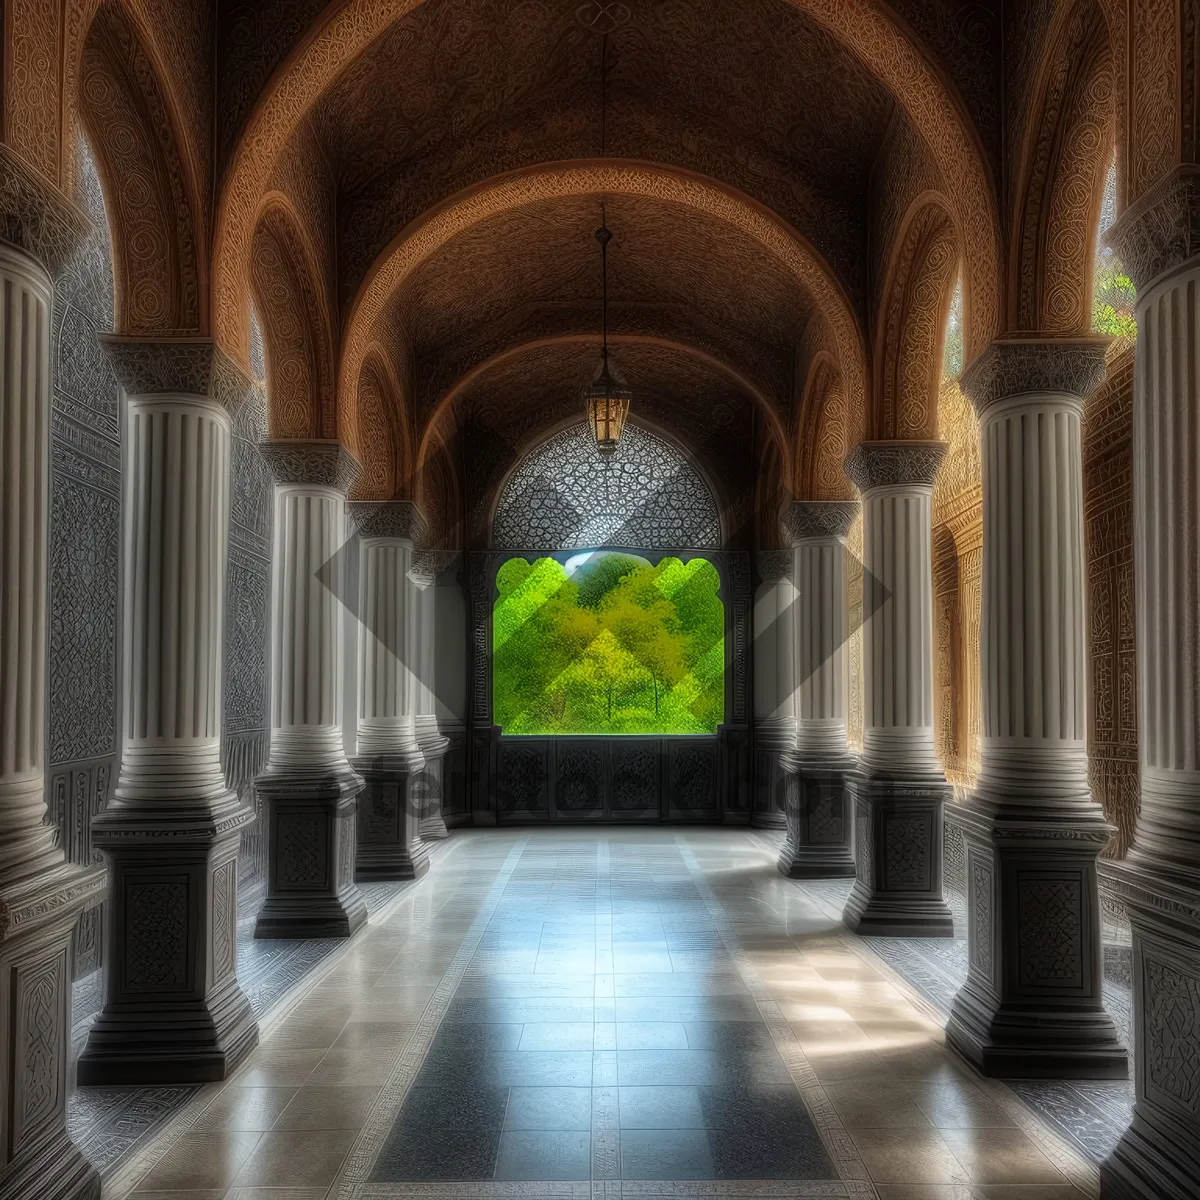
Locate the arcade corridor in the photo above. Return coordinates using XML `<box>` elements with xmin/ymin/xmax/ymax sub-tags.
<box><xmin>124</xmin><ymin>830</ymin><xmax>1097</xmax><ymax>1197</ymax></box>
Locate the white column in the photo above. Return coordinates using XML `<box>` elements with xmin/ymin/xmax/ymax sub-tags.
<box><xmin>116</xmin><ymin>396</ymin><xmax>232</xmax><ymax>804</ymax></box>
<box><xmin>411</xmin><ymin>553</ymin><xmax>449</xmax><ymax>839</ymax></box>
<box><xmin>1102</xmin><ymin>173</ymin><xmax>1200</xmax><ymax>1200</ymax></box>
<box><xmin>0</xmin><ymin>243</ymin><xmax>55</xmax><ymax>873</ymax></box>
<box><xmin>842</xmin><ymin>442</ymin><xmax>953</xmax><ymax>935</ymax></box>
<box><xmin>1129</xmin><ymin>264</ymin><xmax>1200</xmax><ymax>868</ymax></box>
<box><xmin>753</xmin><ymin>555</ymin><xmax>797</xmax><ymax>749</ymax></box>
<box><xmin>357</xmin><ymin>535</ymin><xmax>423</xmax><ymax>767</ymax></box>
<box><xmin>848</xmin><ymin>441</ymin><xmax>946</xmax><ymax>777</ymax></box>
<box><xmin>0</xmin><ymin>239</ymin><xmax>104</xmax><ymax>1200</ymax></box>
<box><xmin>947</xmin><ymin>338</ymin><xmax>1124</xmax><ymax>1079</ymax></box>
<box><xmin>265</xmin><ymin>451</ymin><xmax>357</xmax><ymax>778</ymax></box>
<box><xmin>791</xmin><ymin>502</ymin><xmax>858</xmax><ymax>761</ymax></box>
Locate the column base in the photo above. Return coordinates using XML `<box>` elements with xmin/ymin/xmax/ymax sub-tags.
<box><xmin>751</xmin><ymin>811</ymin><xmax>787</xmax><ymax>830</ymax></box>
<box><xmin>778</xmin><ymin>757</ymin><xmax>856</xmax><ymax>878</ymax></box>
<box><xmin>0</xmin><ymin>1129</ymin><xmax>100</xmax><ymax>1200</ymax></box>
<box><xmin>945</xmin><ymin>797</ymin><xmax>1126</xmax><ymax>1079</ymax></box>
<box><xmin>79</xmin><ymin>794</ymin><xmax>258</xmax><ymax>1085</ymax></box>
<box><xmin>1</xmin><ymin>855</ymin><xmax>105</xmax><ymax>1195</ymax></box>
<box><xmin>843</xmin><ymin>768</ymin><xmax>954</xmax><ymax>937</ymax></box>
<box><xmin>415</xmin><ymin>747</ymin><xmax>450</xmax><ymax>840</ymax></box>
<box><xmin>354</xmin><ymin>756</ymin><xmax>431</xmax><ymax>882</ymax></box>
<box><xmin>254</xmin><ymin>770</ymin><xmax>368</xmax><ymax>939</ymax></box>
<box><xmin>1100</xmin><ymin>859</ymin><xmax>1200</xmax><ymax>1195</ymax></box>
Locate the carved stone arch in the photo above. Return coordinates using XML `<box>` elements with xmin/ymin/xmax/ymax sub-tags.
<box><xmin>416</xmin><ymin>408</ymin><xmax>463</xmax><ymax>551</ymax></box>
<box><xmin>75</xmin><ymin>0</ymin><xmax>204</xmax><ymax>335</ymax></box>
<box><xmin>755</xmin><ymin>434</ymin><xmax>786</xmax><ymax>552</ymax></box>
<box><xmin>210</xmin><ymin>0</ymin><xmax>1000</xmax><ymax>371</ymax></box>
<box><xmin>1010</xmin><ymin>0</ymin><xmax>1114</xmax><ymax>333</ymax></box>
<box><xmin>873</xmin><ymin>194</ymin><xmax>960</xmax><ymax>440</ymax></box>
<box><xmin>350</xmin><ymin>355</ymin><xmax>404</xmax><ymax>501</ymax></box>
<box><xmin>795</xmin><ymin>351</ymin><xmax>853</xmax><ymax>501</ymax></box>
<box><xmin>343</xmin><ymin>163</ymin><xmax>862</xmax><ymax>455</ymax></box>
<box><xmin>248</xmin><ymin>195</ymin><xmax>335</xmax><ymax>441</ymax></box>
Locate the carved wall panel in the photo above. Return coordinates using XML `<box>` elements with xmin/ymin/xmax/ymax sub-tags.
<box><xmin>122</xmin><ymin>878</ymin><xmax>189</xmax><ymax>992</ymax></box>
<box><xmin>1084</xmin><ymin>345</ymin><xmax>1139</xmax><ymax>855</ymax></box>
<box><xmin>1144</xmin><ymin>952</ymin><xmax>1200</xmax><ymax>1116</ymax></box>
<box><xmin>47</xmin><ymin>135</ymin><xmax>120</xmax><ymax>983</ymax></box>
<box><xmin>7</xmin><ymin>0</ymin><xmax>64</xmax><ymax>182</ymax></box>
<box><xmin>1017</xmin><ymin>876</ymin><xmax>1084</xmax><ymax>987</ymax></box>
<box><xmin>10</xmin><ymin>948</ymin><xmax>67</xmax><ymax>1157</ymax></box>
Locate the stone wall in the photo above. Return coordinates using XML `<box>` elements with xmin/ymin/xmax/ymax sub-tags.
<box><xmin>1083</xmin><ymin>345</ymin><xmax>1139</xmax><ymax>856</ymax></box>
<box><xmin>47</xmin><ymin>136</ymin><xmax>120</xmax><ymax>980</ymax></box>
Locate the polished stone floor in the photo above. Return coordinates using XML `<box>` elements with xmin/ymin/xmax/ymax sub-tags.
<box><xmin>122</xmin><ymin>829</ymin><xmax>1100</xmax><ymax>1199</ymax></box>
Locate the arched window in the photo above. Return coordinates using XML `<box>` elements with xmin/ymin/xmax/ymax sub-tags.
<box><xmin>1093</xmin><ymin>154</ymin><xmax>1136</xmax><ymax>343</ymax></box>
<box><xmin>492</xmin><ymin>421</ymin><xmax>721</xmax><ymax>551</ymax></box>
<box><xmin>942</xmin><ymin>272</ymin><xmax>964</xmax><ymax>381</ymax></box>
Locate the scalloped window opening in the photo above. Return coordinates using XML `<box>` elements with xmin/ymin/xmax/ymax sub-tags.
<box><xmin>1093</xmin><ymin>155</ymin><xmax>1136</xmax><ymax>344</ymax></box>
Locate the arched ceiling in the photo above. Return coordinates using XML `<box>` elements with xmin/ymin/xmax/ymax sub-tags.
<box><xmin>309</xmin><ymin>0</ymin><xmax>893</xmax><ymax>312</ymax></box>
<box><xmin>392</xmin><ymin>190</ymin><xmax>814</xmax><ymax>425</ymax></box>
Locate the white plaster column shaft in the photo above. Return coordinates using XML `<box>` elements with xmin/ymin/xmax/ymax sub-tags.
<box><xmin>788</xmin><ymin>502</ymin><xmax>859</xmax><ymax>760</ymax></box>
<box><xmin>963</xmin><ymin>343</ymin><xmax>1106</xmax><ymax>808</ymax></box>
<box><xmin>412</xmin><ymin>555</ymin><xmax>448</xmax><ymax>756</ymax></box>
<box><xmin>1129</xmin><ymin>261</ymin><xmax>1200</xmax><ymax>868</ymax></box>
<box><xmin>0</xmin><ymin>243</ymin><xmax>54</xmax><ymax>874</ymax></box>
<box><xmin>117</xmin><ymin>396</ymin><xmax>231</xmax><ymax>804</ymax></box>
<box><xmin>847</xmin><ymin>441</ymin><xmax>946</xmax><ymax>777</ymax></box>
<box><xmin>753</xmin><ymin>553</ymin><xmax>797</xmax><ymax>752</ymax></box>
<box><xmin>264</xmin><ymin>444</ymin><xmax>360</xmax><ymax>777</ymax></box>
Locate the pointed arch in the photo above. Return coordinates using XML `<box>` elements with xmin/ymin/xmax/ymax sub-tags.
<box><xmin>75</xmin><ymin>0</ymin><xmax>205</xmax><ymax>336</ymax></box>
<box><xmin>1009</xmin><ymin>0</ymin><xmax>1114</xmax><ymax>333</ymax></box>
<box><xmin>873</xmin><ymin>194</ymin><xmax>960</xmax><ymax>440</ymax></box>
<box><xmin>248</xmin><ymin>196</ymin><xmax>335</xmax><ymax>440</ymax></box>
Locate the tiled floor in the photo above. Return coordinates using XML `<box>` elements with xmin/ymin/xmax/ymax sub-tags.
<box><xmin>121</xmin><ymin>829</ymin><xmax>1101</xmax><ymax>1199</ymax></box>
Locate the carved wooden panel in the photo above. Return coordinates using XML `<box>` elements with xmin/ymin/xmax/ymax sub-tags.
<box><xmin>554</xmin><ymin>742</ymin><xmax>606</xmax><ymax>816</ymax></box>
<box><xmin>668</xmin><ymin>740</ymin><xmax>718</xmax><ymax>818</ymax></box>
<box><xmin>610</xmin><ymin>743</ymin><xmax>660</xmax><ymax>815</ymax></box>
<box><xmin>496</xmin><ymin>742</ymin><xmax>550</xmax><ymax>818</ymax></box>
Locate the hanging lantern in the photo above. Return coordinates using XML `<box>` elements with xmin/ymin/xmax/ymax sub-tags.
<box><xmin>584</xmin><ymin>217</ymin><xmax>631</xmax><ymax>455</ymax></box>
<box><xmin>584</xmin><ymin>360</ymin><xmax>631</xmax><ymax>456</ymax></box>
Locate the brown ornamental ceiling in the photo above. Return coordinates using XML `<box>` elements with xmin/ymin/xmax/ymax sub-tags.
<box><xmin>389</xmin><ymin>191</ymin><xmax>812</xmax><ymax>424</ymax></box>
<box><xmin>309</xmin><ymin>0</ymin><xmax>895</xmax><ymax>312</ymax></box>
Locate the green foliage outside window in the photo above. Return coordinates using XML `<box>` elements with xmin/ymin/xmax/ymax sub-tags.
<box><xmin>1093</xmin><ymin>251</ymin><xmax>1137</xmax><ymax>341</ymax></box>
<box><xmin>493</xmin><ymin>552</ymin><xmax>724</xmax><ymax>735</ymax></box>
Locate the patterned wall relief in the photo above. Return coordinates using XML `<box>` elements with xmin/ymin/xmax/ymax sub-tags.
<box><xmin>48</xmin><ymin>135</ymin><xmax>120</xmax><ymax>979</ymax></box>
<box><xmin>932</xmin><ymin>377</ymin><xmax>983</xmax><ymax>788</ymax></box>
<box><xmin>223</xmin><ymin>377</ymin><xmax>273</xmax><ymax>892</ymax></box>
<box><xmin>1083</xmin><ymin>345</ymin><xmax>1138</xmax><ymax>855</ymax></box>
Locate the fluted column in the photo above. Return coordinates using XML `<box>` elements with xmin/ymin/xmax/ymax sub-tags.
<box><xmin>945</xmin><ymin>338</ymin><xmax>1125</xmax><ymax>1079</ymax></box>
<box><xmin>254</xmin><ymin>442</ymin><xmax>367</xmax><ymax>938</ymax></box>
<box><xmin>752</xmin><ymin>551</ymin><xmax>796</xmax><ymax>829</ymax></box>
<box><xmin>1102</xmin><ymin>169</ymin><xmax>1200</xmax><ymax>1199</ymax></box>
<box><xmin>81</xmin><ymin>343</ymin><xmax>259</xmax><ymax>1084</ymax></box>
<box><xmin>350</xmin><ymin>502</ymin><xmax>429</xmax><ymax>880</ymax></box>
<box><xmin>842</xmin><ymin>442</ymin><xmax>954</xmax><ymax>935</ymax></box>
<box><xmin>412</xmin><ymin>553</ymin><xmax>451</xmax><ymax>840</ymax></box>
<box><xmin>777</xmin><ymin>501</ymin><xmax>858</xmax><ymax>877</ymax></box>
<box><xmin>0</xmin><ymin>238</ymin><xmax>104</xmax><ymax>1200</ymax></box>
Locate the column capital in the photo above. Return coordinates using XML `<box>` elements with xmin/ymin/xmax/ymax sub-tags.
<box><xmin>755</xmin><ymin>550</ymin><xmax>793</xmax><ymax>584</ymax></box>
<box><xmin>409</xmin><ymin>549</ymin><xmax>459</xmax><ymax>585</ymax></box>
<box><xmin>349</xmin><ymin>500</ymin><xmax>427</xmax><ymax>543</ymax></box>
<box><xmin>0</xmin><ymin>144</ymin><xmax>90</xmax><ymax>275</ymax></box>
<box><xmin>260</xmin><ymin>439</ymin><xmax>362</xmax><ymax>493</ymax></box>
<box><xmin>1107</xmin><ymin>163</ymin><xmax>1200</xmax><ymax>292</ymax></box>
<box><xmin>961</xmin><ymin>337</ymin><xmax>1108</xmax><ymax>417</ymax></box>
<box><xmin>844</xmin><ymin>440</ymin><xmax>946</xmax><ymax>492</ymax></box>
<box><xmin>782</xmin><ymin>500</ymin><xmax>858</xmax><ymax>544</ymax></box>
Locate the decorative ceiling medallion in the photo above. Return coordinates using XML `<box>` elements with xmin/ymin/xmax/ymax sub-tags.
<box><xmin>575</xmin><ymin>1</ymin><xmax>631</xmax><ymax>34</ymax></box>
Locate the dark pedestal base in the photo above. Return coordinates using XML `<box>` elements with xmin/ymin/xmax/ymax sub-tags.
<box><xmin>354</xmin><ymin>756</ymin><xmax>430</xmax><ymax>882</ymax></box>
<box><xmin>843</xmin><ymin>768</ymin><xmax>954</xmax><ymax>937</ymax></box>
<box><xmin>945</xmin><ymin>798</ymin><xmax>1126</xmax><ymax>1079</ymax></box>
<box><xmin>78</xmin><ymin>794</ymin><xmax>258</xmax><ymax>1084</ymax></box>
<box><xmin>1</xmin><ymin>855</ymin><xmax>106</xmax><ymax>1196</ymax></box>
<box><xmin>778</xmin><ymin>757</ymin><xmax>857</xmax><ymax>878</ymax></box>
<box><xmin>254</xmin><ymin>770</ymin><xmax>367</xmax><ymax>940</ymax></box>
<box><xmin>0</xmin><ymin>1130</ymin><xmax>100</xmax><ymax>1200</ymax></box>
<box><xmin>415</xmin><ymin>749</ymin><xmax>450</xmax><ymax>840</ymax></box>
<box><xmin>1100</xmin><ymin>860</ymin><xmax>1200</xmax><ymax>1197</ymax></box>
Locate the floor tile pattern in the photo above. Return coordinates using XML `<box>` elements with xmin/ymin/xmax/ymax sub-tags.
<box><xmin>102</xmin><ymin>829</ymin><xmax>1106</xmax><ymax>1198</ymax></box>
<box><xmin>68</xmin><ymin>874</ymin><xmax>421</xmax><ymax>1174</ymax></box>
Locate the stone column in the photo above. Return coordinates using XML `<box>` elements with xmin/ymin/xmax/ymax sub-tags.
<box><xmin>255</xmin><ymin>442</ymin><xmax>367</xmax><ymax>938</ymax></box>
<box><xmin>752</xmin><ymin>551</ymin><xmax>796</xmax><ymax>829</ymax></box>
<box><xmin>412</xmin><ymin>553</ymin><xmax>450</xmax><ymax>840</ymax></box>
<box><xmin>842</xmin><ymin>441</ymin><xmax>954</xmax><ymax>935</ymax></box>
<box><xmin>350</xmin><ymin>502</ymin><xmax>429</xmax><ymax>881</ymax></box>
<box><xmin>0</xmin><ymin>237</ymin><xmax>104</xmax><ymax>1200</ymax></box>
<box><xmin>945</xmin><ymin>338</ymin><xmax>1126</xmax><ymax>1078</ymax></box>
<box><xmin>1102</xmin><ymin>169</ymin><xmax>1200</xmax><ymax>1198</ymax></box>
<box><xmin>778</xmin><ymin>501</ymin><xmax>858</xmax><ymax>878</ymax></box>
<box><xmin>80</xmin><ymin>341</ymin><xmax>258</xmax><ymax>1084</ymax></box>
